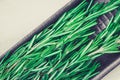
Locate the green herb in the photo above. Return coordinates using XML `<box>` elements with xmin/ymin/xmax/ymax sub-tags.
<box><xmin>0</xmin><ymin>0</ymin><xmax>120</xmax><ymax>80</ymax></box>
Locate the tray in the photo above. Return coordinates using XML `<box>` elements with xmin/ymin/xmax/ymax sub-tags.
<box><xmin>0</xmin><ymin>0</ymin><xmax>120</xmax><ymax>80</ymax></box>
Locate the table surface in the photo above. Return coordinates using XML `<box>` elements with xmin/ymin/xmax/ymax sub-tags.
<box><xmin>0</xmin><ymin>0</ymin><xmax>119</xmax><ymax>80</ymax></box>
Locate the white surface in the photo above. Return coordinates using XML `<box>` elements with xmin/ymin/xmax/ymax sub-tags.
<box><xmin>0</xmin><ymin>0</ymin><xmax>70</xmax><ymax>56</ymax></box>
<box><xmin>102</xmin><ymin>65</ymin><xmax>120</xmax><ymax>80</ymax></box>
<box><xmin>0</xmin><ymin>0</ymin><xmax>119</xmax><ymax>80</ymax></box>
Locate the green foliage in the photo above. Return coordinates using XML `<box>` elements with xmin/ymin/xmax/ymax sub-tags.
<box><xmin>0</xmin><ymin>0</ymin><xmax>120</xmax><ymax>80</ymax></box>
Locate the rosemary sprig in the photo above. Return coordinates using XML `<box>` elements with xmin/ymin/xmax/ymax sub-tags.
<box><xmin>0</xmin><ymin>0</ymin><xmax>120</xmax><ymax>80</ymax></box>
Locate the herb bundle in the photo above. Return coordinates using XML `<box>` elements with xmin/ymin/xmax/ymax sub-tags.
<box><xmin>0</xmin><ymin>0</ymin><xmax>120</xmax><ymax>80</ymax></box>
